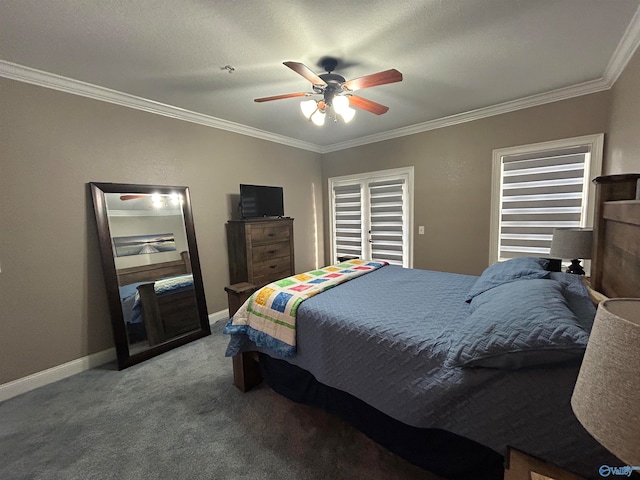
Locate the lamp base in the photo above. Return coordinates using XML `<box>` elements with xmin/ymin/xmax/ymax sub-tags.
<box><xmin>566</xmin><ymin>259</ymin><xmax>585</xmax><ymax>275</ymax></box>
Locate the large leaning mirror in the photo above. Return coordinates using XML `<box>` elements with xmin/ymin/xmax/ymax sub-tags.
<box><xmin>90</xmin><ymin>182</ymin><xmax>211</xmax><ymax>369</ymax></box>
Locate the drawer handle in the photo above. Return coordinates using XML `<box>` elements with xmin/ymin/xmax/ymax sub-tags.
<box><xmin>269</xmin><ymin>265</ymin><xmax>277</xmax><ymax>269</ymax></box>
<box><xmin>268</xmin><ymin>233</ymin><xmax>275</xmax><ymax>237</ymax></box>
<box><xmin>268</xmin><ymin>250</ymin><xmax>276</xmax><ymax>254</ymax></box>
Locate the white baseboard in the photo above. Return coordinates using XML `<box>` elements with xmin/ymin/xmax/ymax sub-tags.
<box><xmin>0</xmin><ymin>309</ymin><xmax>229</xmax><ymax>403</ymax></box>
<box><xmin>0</xmin><ymin>348</ymin><xmax>117</xmax><ymax>403</ymax></box>
<box><xmin>209</xmin><ymin>309</ymin><xmax>230</xmax><ymax>324</ymax></box>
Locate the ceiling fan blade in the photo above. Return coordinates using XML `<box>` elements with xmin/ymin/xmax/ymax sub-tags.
<box><xmin>343</xmin><ymin>69</ymin><xmax>403</xmax><ymax>91</ymax></box>
<box><xmin>348</xmin><ymin>95</ymin><xmax>389</xmax><ymax>115</ymax></box>
<box><xmin>283</xmin><ymin>61</ymin><xmax>327</xmax><ymax>86</ymax></box>
<box><xmin>254</xmin><ymin>92</ymin><xmax>309</xmax><ymax>103</ymax></box>
<box><xmin>120</xmin><ymin>194</ymin><xmax>148</xmax><ymax>201</ymax></box>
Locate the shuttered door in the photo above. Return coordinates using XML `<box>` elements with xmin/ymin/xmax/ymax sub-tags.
<box><xmin>332</xmin><ymin>183</ymin><xmax>364</xmax><ymax>260</ymax></box>
<box><xmin>330</xmin><ymin>168</ymin><xmax>412</xmax><ymax>267</ymax></box>
<box><xmin>368</xmin><ymin>178</ymin><xmax>406</xmax><ymax>266</ymax></box>
<box><xmin>498</xmin><ymin>147</ymin><xmax>589</xmax><ymax>261</ymax></box>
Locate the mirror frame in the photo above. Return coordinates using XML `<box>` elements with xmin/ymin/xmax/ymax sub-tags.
<box><xmin>90</xmin><ymin>182</ymin><xmax>211</xmax><ymax>369</ymax></box>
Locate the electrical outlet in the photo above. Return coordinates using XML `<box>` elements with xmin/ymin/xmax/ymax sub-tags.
<box><xmin>418</xmin><ymin>226</ymin><xmax>425</xmax><ymax>235</ymax></box>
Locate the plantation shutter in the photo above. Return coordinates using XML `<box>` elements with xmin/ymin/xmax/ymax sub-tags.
<box><xmin>330</xmin><ymin>167</ymin><xmax>413</xmax><ymax>267</ymax></box>
<box><xmin>498</xmin><ymin>146</ymin><xmax>590</xmax><ymax>261</ymax></box>
<box><xmin>368</xmin><ymin>178</ymin><xmax>406</xmax><ymax>266</ymax></box>
<box><xmin>333</xmin><ymin>183</ymin><xmax>364</xmax><ymax>260</ymax></box>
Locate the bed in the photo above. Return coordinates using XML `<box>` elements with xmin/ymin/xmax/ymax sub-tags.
<box><xmin>118</xmin><ymin>251</ymin><xmax>200</xmax><ymax>346</ymax></box>
<box><xmin>223</xmin><ymin>173</ymin><xmax>640</xmax><ymax>480</ymax></box>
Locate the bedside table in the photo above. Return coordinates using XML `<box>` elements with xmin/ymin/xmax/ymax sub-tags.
<box><xmin>504</xmin><ymin>447</ymin><xmax>585</xmax><ymax>480</ymax></box>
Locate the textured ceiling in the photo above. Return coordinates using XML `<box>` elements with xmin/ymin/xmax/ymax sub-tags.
<box><xmin>1</xmin><ymin>0</ymin><xmax>640</xmax><ymax>151</ymax></box>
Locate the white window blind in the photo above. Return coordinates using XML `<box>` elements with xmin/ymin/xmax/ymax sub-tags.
<box><xmin>490</xmin><ymin>135</ymin><xmax>603</xmax><ymax>264</ymax></box>
<box><xmin>333</xmin><ymin>183</ymin><xmax>364</xmax><ymax>260</ymax></box>
<box><xmin>330</xmin><ymin>167</ymin><xmax>413</xmax><ymax>267</ymax></box>
<box><xmin>368</xmin><ymin>178</ymin><xmax>406</xmax><ymax>265</ymax></box>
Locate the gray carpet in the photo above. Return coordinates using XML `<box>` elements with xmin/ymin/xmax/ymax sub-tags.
<box><xmin>0</xmin><ymin>321</ymin><xmax>442</xmax><ymax>480</ymax></box>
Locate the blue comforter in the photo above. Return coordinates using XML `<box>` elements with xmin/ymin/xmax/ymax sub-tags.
<box><xmin>227</xmin><ymin>267</ymin><xmax>477</xmax><ymax>422</ymax></box>
<box><xmin>225</xmin><ymin>266</ymin><xmax>616</xmax><ymax>477</ymax></box>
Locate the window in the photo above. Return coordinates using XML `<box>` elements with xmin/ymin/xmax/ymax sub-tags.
<box><xmin>490</xmin><ymin>134</ymin><xmax>603</xmax><ymax>264</ymax></box>
<box><xmin>329</xmin><ymin>167</ymin><xmax>414</xmax><ymax>267</ymax></box>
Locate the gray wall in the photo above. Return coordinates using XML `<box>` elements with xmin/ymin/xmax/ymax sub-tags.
<box><xmin>606</xmin><ymin>42</ymin><xmax>640</xmax><ymax>174</ymax></box>
<box><xmin>322</xmin><ymin>92</ymin><xmax>612</xmax><ymax>276</ymax></box>
<box><xmin>1</xmin><ymin>46</ymin><xmax>639</xmax><ymax>384</ymax></box>
<box><xmin>321</xmin><ymin>47</ymin><xmax>640</xmax><ymax>276</ymax></box>
<box><xmin>0</xmin><ymin>78</ymin><xmax>323</xmax><ymax>383</ymax></box>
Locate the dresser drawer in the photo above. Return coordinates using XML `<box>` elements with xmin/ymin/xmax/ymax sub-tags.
<box><xmin>227</xmin><ymin>218</ymin><xmax>294</xmax><ymax>286</ymax></box>
<box><xmin>252</xmin><ymin>242</ymin><xmax>291</xmax><ymax>264</ymax></box>
<box><xmin>252</xmin><ymin>257</ymin><xmax>292</xmax><ymax>285</ymax></box>
<box><xmin>253</xmin><ymin>272</ymin><xmax>289</xmax><ymax>286</ymax></box>
<box><xmin>250</xmin><ymin>225</ymin><xmax>291</xmax><ymax>244</ymax></box>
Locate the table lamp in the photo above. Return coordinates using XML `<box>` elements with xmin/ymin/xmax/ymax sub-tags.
<box><xmin>549</xmin><ymin>228</ymin><xmax>593</xmax><ymax>275</ymax></box>
<box><xmin>571</xmin><ymin>298</ymin><xmax>640</xmax><ymax>467</ymax></box>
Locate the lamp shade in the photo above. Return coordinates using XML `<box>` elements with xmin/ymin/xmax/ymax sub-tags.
<box><xmin>571</xmin><ymin>299</ymin><xmax>640</xmax><ymax>466</ymax></box>
<box><xmin>300</xmin><ymin>99</ymin><xmax>317</xmax><ymax>119</ymax></box>
<box><xmin>332</xmin><ymin>95</ymin><xmax>349</xmax><ymax>115</ymax></box>
<box><xmin>549</xmin><ymin>228</ymin><xmax>593</xmax><ymax>259</ymax></box>
<box><xmin>310</xmin><ymin>109</ymin><xmax>325</xmax><ymax>126</ymax></box>
<box><xmin>339</xmin><ymin>107</ymin><xmax>356</xmax><ymax>123</ymax></box>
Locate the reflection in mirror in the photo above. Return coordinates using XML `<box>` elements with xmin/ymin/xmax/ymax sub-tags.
<box><xmin>90</xmin><ymin>182</ymin><xmax>210</xmax><ymax>369</ymax></box>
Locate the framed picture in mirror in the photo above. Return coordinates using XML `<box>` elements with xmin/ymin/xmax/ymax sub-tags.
<box><xmin>90</xmin><ymin>182</ymin><xmax>211</xmax><ymax>369</ymax></box>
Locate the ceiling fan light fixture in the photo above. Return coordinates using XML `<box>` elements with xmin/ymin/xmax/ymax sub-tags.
<box><xmin>339</xmin><ymin>107</ymin><xmax>356</xmax><ymax>123</ymax></box>
<box><xmin>170</xmin><ymin>193</ymin><xmax>183</xmax><ymax>205</ymax></box>
<box><xmin>332</xmin><ymin>95</ymin><xmax>350</xmax><ymax>115</ymax></box>
<box><xmin>151</xmin><ymin>193</ymin><xmax>164</xmax><ymax>209</ymax></box>
<box><xmin>300</xmin><ymin>99</ymin><xmax>317</xmax><ymax>119</ymax></box>
<box><xmin>311</xmin><ymin>108</ymin><xmax>326</xmax><ymax>126</ymax></box>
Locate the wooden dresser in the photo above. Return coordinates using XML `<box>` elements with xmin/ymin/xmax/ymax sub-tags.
<box><xmin>226</xmin><ymin>218</ymin><xmax>294</xmax><ymax>287</ymax></box>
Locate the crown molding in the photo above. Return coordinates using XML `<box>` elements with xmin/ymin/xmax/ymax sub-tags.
<box><xmin>320</xmin><ymin>77</ymin><xmax>610</xmax><ymax>153</ymax></box>
<box><xmin>2</xmin><ymin>13</ymin><xmax>638</xmax><ymax>158</ymax></box>
<box><xmin>603</xmin><ymin>5</ymin><xmax>640</xmax><ymax>86</ymax></box>
<box><xmin>0</xmin><ymin>60</ymin><xmax>323</xmax><ymax>154</ymax></box>
<box><xmin>322</xmin><ymin>6</ymin><xmax>640</xmax><ymax>153</ymax></box>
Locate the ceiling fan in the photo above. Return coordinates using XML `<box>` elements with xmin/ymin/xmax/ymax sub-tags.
<box><xmin>254</xmin><ymin>58</ymin><xmax>402</xmax><ymax>125</ymax></box>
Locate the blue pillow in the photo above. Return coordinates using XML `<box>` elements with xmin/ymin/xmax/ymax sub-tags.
<box><xmin>549</xmin><ymin>272</ymin><xmax>596</xmax><ymax>331</ymax></box>
<box><xmin>449</xmin><ymin>279</ymin><xmax>589</xmax><ymax>369</ymax></box>
<box><xmin>465</xmin><ymin>257</ymin><xmax>550</xmax><ymax>303</ymax></box>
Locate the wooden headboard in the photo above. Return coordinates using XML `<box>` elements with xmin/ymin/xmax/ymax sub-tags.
<box><xmin>117</xmin><ymin>250</ymin><xmax>191</xmax><ymax>285</ymax></box>
<box><xmin>591</xmin><ymin>174</ymin><xmax>640</xmax><ymax>299</ymax></box>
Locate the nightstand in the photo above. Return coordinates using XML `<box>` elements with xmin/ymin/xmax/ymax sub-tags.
<box><xmin>504</xmin><ymin>447</ymin><xmax>585</xmax><ymax>480</ymax></box>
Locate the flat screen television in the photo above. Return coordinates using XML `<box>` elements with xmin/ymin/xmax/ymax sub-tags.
<box><xmin>240</xmin><ymin>184</ymin><xmax>284</xmax><ymax>219</ymax></box>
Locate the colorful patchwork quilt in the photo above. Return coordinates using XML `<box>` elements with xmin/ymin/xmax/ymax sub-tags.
<box><xmin>223</xmin><ymin>259</ymin><xmax>388</xmax><ymax>357</ymax></box>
